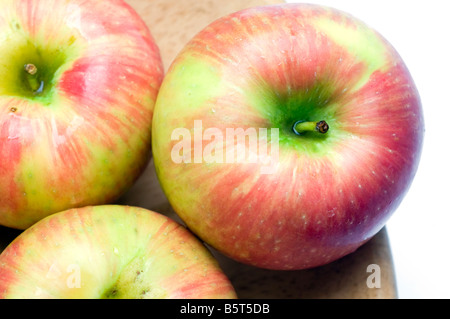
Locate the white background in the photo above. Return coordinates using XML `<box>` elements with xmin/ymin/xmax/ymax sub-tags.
<box><xmin>285</xmin><ymin>0</ymin><xmax>450</xmax><ymax>298</ymax></box>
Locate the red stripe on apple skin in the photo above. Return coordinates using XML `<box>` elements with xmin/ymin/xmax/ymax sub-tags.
<box><xmin>339</xmin><ymin>64</ymin><xmax>423</xmax><ymax>144</ymax></box>
<box><xmin>183</xmin><ymin>4</ymin><xmax>368</xmax><ymax>94</ymax></box>
<box><xmin>337</xmin><ymin>61</ymin><xmax>424</xmax><ymax>194</ymax></box>
<box><xmin>150</xmin><ymin>220</ymin><xmax>237</xmax><ymax>299</ymax></box>
<box><xmin>0</xmin><ymin>244</ymin><xmax>24</xmax><ymax>298</ymax></box>
<box><xmin>58</xmin><ymin>54</ymin><xmax>159</xmax><ymax>136</ymax></box>
<box><xmin>0</xmin><ymin>112</ymin><xmax>23</xmax><ymax>222</ymax></box>
<box><xmin>15</xmin><ymin>0</ymin><xmax>155</xmax><ymax>42</ymax></box>
<box><xmin>0</xmin><ymin>104</ymin><xmax>94</xmax><ymax>227</ymax></box>
<box><xmin>162</xmin><ymin>263</ymin><xmax>238</xmax><ymax>299</ymax></box>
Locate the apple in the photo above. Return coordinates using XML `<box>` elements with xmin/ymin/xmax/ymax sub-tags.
<box><xmin>152</xmin><ymin>4</ymin><xmax>424</xmax><ymax>270</ymax></box>
<box><xmin>0</xmin><ymin>205</ymin><xmax>237</xmax><ymax>299</ymax></box>
<box><xmin>0</xmin><ymin>0</ymin><xmax>164</xmax><ymax>229</ymax></box>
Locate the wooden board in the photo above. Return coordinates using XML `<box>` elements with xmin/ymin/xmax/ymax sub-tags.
<box><xmin>0</xmin><ymin>0</ymin><xmax>398</xmax><ymax>299</ymax></box>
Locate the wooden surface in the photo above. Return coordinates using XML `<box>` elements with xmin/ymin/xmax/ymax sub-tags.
<box><xmin>0</xmin><ymin>0</ymin><xmax>398</xmax><ymax>299</ymax></box>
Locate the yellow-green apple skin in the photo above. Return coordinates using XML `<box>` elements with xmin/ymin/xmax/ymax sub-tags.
<box><xmin>0</xmin><ymin>205</ymin><xmax>237</xmax><ymax>299</ymax></box>
<box><xmin>152</xmin><ymin>4</ymin><xmax>424</xmax><ymax>270</ymax></box>
<box><xmin>0</xmin><ymin>0</ymin><xmax>164</xmax><ymax>229</ymax></box>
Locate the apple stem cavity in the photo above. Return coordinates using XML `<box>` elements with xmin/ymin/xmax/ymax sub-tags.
<box><xmin>293</xmin><ymin>120</ymin><xmax>329</xmax><ymax>135</ymax></box>
<box><xmin>24</xmin><ymin>64</ymin><xmax>44</xmax><ymax>94</ymax></box>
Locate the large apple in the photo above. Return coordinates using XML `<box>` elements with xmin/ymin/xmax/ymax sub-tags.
<box><xmin>0</xmin><ymin>0</ymin><xmax>164</xmax><ymax>229</ymax></box>
<box><xmin>0</xmin><ymin>205</ymin><xmax>237</xmax><ymax>299</ymax></box>
<box><xmin>152</xmin><ymin>4</ymin><xmax>424</xmax><ymax>270</ymax></box>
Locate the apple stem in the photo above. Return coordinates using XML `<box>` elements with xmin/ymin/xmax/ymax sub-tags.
<box><xmin>24</xmin><ymin>64</ymin><xmax>44</xmax><ymax>94</ymax></box>
<box><xmin>293</xmin><ymin>120</ymin><xmax>329</xmax><ymax>135</ymax></box>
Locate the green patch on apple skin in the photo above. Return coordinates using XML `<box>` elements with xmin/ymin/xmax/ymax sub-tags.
<box><xmin>101</xmin><ymin>254</ymin><xmax>167</xmax><ymax>299</ymax></box>
<box><xmin>0</xmin><ymin>24</ymin><xmax>85</xmax><ymax>105</ymax></box>
<box><xmin>152</xmin><ymin>53</ymin><xmax>228</xmax><ymax>165</ymax></box>
<box><xmin>157</xmin><ymin>54</ymin><xmax>226</xmax><ymax>113</ymax></box>
<box><xmin>248</xmin><ymin>81</ymin><xmax>346</xmax><ymax>156</ymax></box>
<box><xmin>313</xmin><ymin>16</ymin><xmax>390</xmax><ymax>91</ymax></box>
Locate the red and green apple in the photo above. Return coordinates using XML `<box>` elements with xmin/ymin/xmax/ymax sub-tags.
<box><xmin>0</xmin><ymin>205</ymin><xmax>237</xmax><ymax>299</ymax></box>
<box><xmin>0</xmin><ymin>0</ymin><xmax>164</xmax><ymax>229</ymax></box>
<box><xmin>152</xmin><ymin>4</ymin><xmax>424</xmax><ymax>270</ymax></box>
